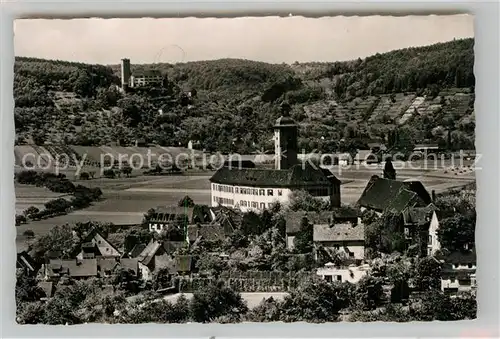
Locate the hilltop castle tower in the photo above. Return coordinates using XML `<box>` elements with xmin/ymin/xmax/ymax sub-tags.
<box><xmin>121</xmin><ymin>58</ymin><xmax>131</xmax><ymax>90</ymax></box>
<box><xmin>274</xmin><ymin>102</ymin><xmax>298</xmax><ymax>170</ymax></box>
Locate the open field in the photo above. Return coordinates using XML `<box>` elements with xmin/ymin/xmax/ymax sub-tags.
<box><xmin>16</xmin><ymin>185</ymin><xmax>71</xmax><ymax>214</ymax></box>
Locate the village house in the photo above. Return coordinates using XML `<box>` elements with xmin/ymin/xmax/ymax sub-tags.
<box><xmin>313</xmin><ymin>221</ymin><xmax>365</xmax><ymax>263</ymax></box>
<box><xmin>44</xmin><ymin>258</ymin><xmax>98</xmax><ymax>281</ymax></box>
<box><xmin>134</xmin><ymin>240</ymin><xmax>175</xmax><ymax>281</ymax></box>
<box><xmin>285</xmin><ymin>209</ymin><xmax>360</xmax><ymax>251</ymax></box>
<box><xmin>211</xmin><ymin>205</ymin><xmax>241</xmax><ymax>231</ymax></box>
<box><xmin>316</xmin><ymin>262</ymin><xmax>371</xmax><ymax>283</ymax></box>
<box><xmin>73</xmin><ymin>228</ymin><xmax>122</xmax><ymax>260</ymax></box>
<box><xmin>132</xmin><ymin>239</ymin><xmax>196</xmax><ymax>281</ymax></box>
<box><xmin>187</xmin><ymin>223</ymin><xmax>232</xmax><ymax>244</ymax></box>
<box><xmin>357</xmin><ymin>176</ymin><xmax>438</xmax><ymax>256</ymax></box>
<box><xmin>146</xmin><ymin>205</ymin><xmax>214</xmax><ymax>233</ymax></box>
<box><xmin>402</xmin><ymin>203</ymin><xmax>441</xmax><ymax>256</ymax></box>
<box><xmin>357</xmin><ymin>175</ymin><xmax>432</xmax><ymax>215</ymax></box>
<box><xmin>438</xmin><ymin>250</ymin><xmax>477</xmax><ymax>295</ymax></box>
<box><xmin>284</xmin><ymin>211</ymin><xmax>333</xmax><ymax>250</ymax></box>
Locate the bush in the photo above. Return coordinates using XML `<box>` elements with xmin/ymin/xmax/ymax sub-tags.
<box><xmin>103</xmin><ymin>169</ymin><xmax>116</xmax><ymax>179</ymax></box>
<box><xmin>23</xmin><ymin>229</ymin><xmax>35</xmax><ymax>238</ymax></box>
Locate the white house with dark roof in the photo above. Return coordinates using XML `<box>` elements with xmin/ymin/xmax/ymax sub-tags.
<box><xmin>438</xmin><ymin>250</ymin><xmax>476</xmax><ymax>294</ymax></box>
<box><xmin>316</xmin><ymin>263</ymin><xmax>370</xmax><ymax>283</ymax></box>
<box><xmin>313</xmin><ymin>221</ymin><xmax>365</xmax><ymax>261</ymax></box>
<box><xmin>146</xmin><ymin>205</ymin><xmax>214</xmax><ymax>233</ymax></box>
<box><xmin>210</xmin><ymin>103</ymin><xmax>341</xmax><ymax>213</ymax></box>
<box><xmin>285</xmin><ymin>211</ymin><xmax>334</xmax><ymax>250</ymax></box>
<box><xmin>74</xmin><ymin>228</ymin><xmax>121</xmax><ymax>260</ymax></box>
<box><xmin>402</xmin><ymin>203</ymin><xmax>441</xmax><ymax>256</ymax></box>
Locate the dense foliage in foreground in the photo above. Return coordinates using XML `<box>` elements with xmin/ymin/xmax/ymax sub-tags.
<box><xmin>16</xmin><ymin>185</ymin><xmax>477</xmax><ymax>324</ymax></box>
<box><xmin>15</xmin><ymin>38</ymin><xmax>474</xmax><ymax>152</ymax></box>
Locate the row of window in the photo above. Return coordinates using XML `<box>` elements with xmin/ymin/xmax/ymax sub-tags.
<box><xmin>214</xmin><ymin>197</ymin><xmax>234</xmax><ymax>205</ymax></box>
<box><xmin>213</xmin><ymin>196</ymin><xmax>276</xmax><ymax>210</ymax></box>
<box><xmin>324</xmin><ymin>275</ymin><xmax>343</xmax><ymax>282</ymax></box>
<box><xmin>149</xmin><ymin>223</ymin><xmax>167</xmax><ymax>231</ymax></box>
<box><xmin>213</xmin><ymin>184</ymin><xmax>283</xmax><ymax>197</ymax></box>
<box><xmin>451</xmin><ymin>263</ymin><xmax>475</xmax><ymax>269</ymax></box>
<box><xmin>239</xmin><ymin>201</ymin><xmax>269</xmax><ymax>209</ymax></box>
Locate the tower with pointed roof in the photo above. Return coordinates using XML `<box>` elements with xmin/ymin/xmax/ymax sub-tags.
<box><xmin>274</xmin><ymin>101</ymin><xmax>298</xmax><ymax>170</ymax></box>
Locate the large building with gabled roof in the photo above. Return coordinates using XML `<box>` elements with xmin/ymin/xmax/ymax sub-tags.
<box><xmin>209</xmin><ymin>103</ymin><xmax>341</xmax><ymax>212</ymax></box>
<box><xmin>356</xmin><ymin>175</ymin><xmax>432</xmax><ymax>214</ymax></box>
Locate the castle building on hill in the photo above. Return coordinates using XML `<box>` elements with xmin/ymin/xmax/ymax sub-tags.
<box><xmin>209</xmin><ymin>103</ymin><xmax>341</xmax><ymax>212</ymax></box>
<box><xmin>120</xmin><ymin>58</ymin><xmax>163</xmax><ymax>89</ymax></box>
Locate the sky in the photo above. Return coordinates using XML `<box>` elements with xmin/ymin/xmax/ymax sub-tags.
<box><xmin>14</xmin><ymin>15</ymin><xmax>474</xmax><ymax>65</ymax></box>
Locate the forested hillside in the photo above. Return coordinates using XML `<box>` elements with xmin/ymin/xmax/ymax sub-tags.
<box><xmin>14</xmin><ymin>38</ymin><xmax>475</xmax><ymax>153</ymax></box>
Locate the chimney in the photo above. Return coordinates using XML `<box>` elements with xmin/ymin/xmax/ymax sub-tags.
<box><xmin>431</xmin><ymin>190</ymin><xmax>436</xmax><ymax>202</ymax></box>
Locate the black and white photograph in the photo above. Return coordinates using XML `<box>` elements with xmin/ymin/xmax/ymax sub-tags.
<box><xmin>13</xmin><ymin>14</ymin><xmax>477</xmax><ymax>324</ymax></box>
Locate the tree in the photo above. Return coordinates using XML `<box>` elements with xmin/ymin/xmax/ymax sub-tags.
<box><xmin>353</xmin><ymin>276</ymin><xmax>385</xmax><ymax>310</ymax></box>
<box><xmin>178</xmin><ymin>195</ymin><xmax>195</xmax><ymax>208</ymax></box>
<box><xmin>113</xmin><ymin>267</ymin><xmax>140</xmax><ymax>294</ymax></box>
<box><xmin>73</xmin><ymin>70</ymin><xmax>94</xmax><ymax>97</ymax></box>
<box><xmin>413</xmin><ymin>257</ymin><xmax>442</xmax><ymax>291</ymax></box>
<box><xmin>123</xmin><ymin>227</ymin><xmax>153</xmax><ymax>254</ymax></box>
<box><xmin>152</xmin><ymin>267</ymin><xmax>173</xmax><ymax>291</ymax></box>
<box><xmin>383</xmin><ymin>158</ymin><xmax>396</xmax><ymax>180</ymax></box>
<box><xmin>437</xmin><ymin>213</ymin><xmax>476</xmax><ymax>252</ymax></box>
<box><xmin>80</xmin><ymin>172</ymin><xmax>90</xmax><ymax>180</ymax></box>
<box><xmin>360</xmin><ymin>209</ymin><xmax>379</xmax><ymax>225</ymax></box>
<box><xmin>45</xmin><ymin>198</ymin><xmax>72</xmax><ymax>214</ymax></box>
<box><xmin>246</xmin><ymin>297</ymin><xmax>282</xmax><ymax>322</ymax></box>
<box><xmin>121</xmin><ymin>166</ymin><xmax>132</xmax><ymax>177</ymax></box>
<box><xmin>30</xmin><ymin>224</ymin><xmax>78</xmax><ymax>261</ymax></box>
<box><xmin>280</xmin><ymin>278</ymin><xmax>348</xmax><ymax>322</ymax></box>
<box><xmin>16</xmin><ymin>301</ymin><xmax>46</xmax><ymax>324</ymax></box>
<box><xmin>410</xmin><ymin>290</ymin><xmax>476</xmax><ymax>321</ymax></box>
<box><xmin>189</xmin><ymin>281</ymin><xmax>248</xmax><ymax>323</ymax></box>
<box><xmin>288</xmin><ymin>190</ymin><xmax>329</xmax><ymax>212</ymax></box>
<box><xmin>195</xmin><ymin>254</ymin><xmax>228</xmax><ymax>277</ymax></box>
<box><xmin>23</xmin><ymin>206</ymin><xmax>40</xmax><ymax>219</ymax></box>
<box><xmin>16</xmin><ymin>270</ymin><xmax>45</xmax><ymax>303</ymax></box>
<box><xmin>73</xmin><ymin>221</ymin><xmax>112</xmax><ymax>239</ymax></box>
<box><xmin>293</xmin><ymin>217</ymin><xmax>313</xmax><ymax>254</ymax></box>
<box><xmin>16</xmin><ymin>214</ymin><xmax>27</xmax><ymax>226</ymax></box>
<box><xmin>41</xmin><ymin>279</ymin><xmax>101</xmax><ymax>325</ymax></box>
<box><xmin>102</xmin><ymin>169</ymin><xmax>116</xmax><ymax>179</ymax></box>
<box><xmin>241</xmin><ymin>211</ymin><xmax>265</xmax><ymax>236</ymax></box>
<box><xmin>23</xmin><ymin>229</ymin><xmax>35</xmax><ymax>238</ymax></box>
